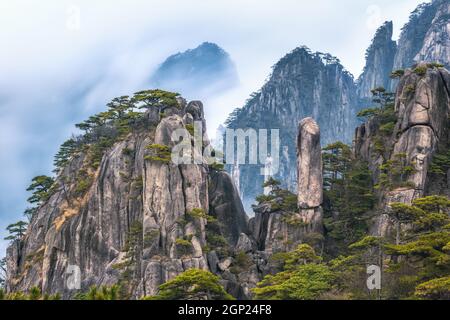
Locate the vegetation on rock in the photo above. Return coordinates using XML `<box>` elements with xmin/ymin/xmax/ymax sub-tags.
<box><xmin>143</xmin><ymin>269</ymin><xmax>234</xmax><ymax>300</ymax></box>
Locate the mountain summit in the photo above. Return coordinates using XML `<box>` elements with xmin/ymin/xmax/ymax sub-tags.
<box><xmin>150</xmin><ymin>42</ymin><xmax>239</xmax><ymax>99</ymax></box>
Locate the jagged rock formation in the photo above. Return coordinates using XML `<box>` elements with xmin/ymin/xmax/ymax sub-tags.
<box><xmin>297</xmin><ymin>118</ymin><xmax>323</xmax><ymax>231</ymax></box>
<box><xmin>150</xmin><ymin>42</ymin><xmax>239</xmax><ymax>99</ymax></box>
<box><xmin>242</xmin><ymin>119</ymin><xmax>325</xmax><ymax>283</ymax></box>
<box><xmin>356</xmin><ymin>0</ymin><xmax>450</xmax><ymax>98</ymax></box>
<box><xmin>5</xmin><ymin>98</ymin><xmax>249</xmax><ymax>298</ymax></box>
<box><xmin>5</xmin><ymin>1</ymin><xmax>450</xmax><ymax>300</ymax></box>
<box><xmin>227</xmin><ymin>47</ymin><xmax>358</xmax><ymax>210</ymax></box>
<box><xmin>358</xmin><ymin>1</ymin><xmax>450</xmax><ymax>97</ymax></box>
<box><xmin>357</xmin><ymin>21</ymin><xmax>397</xmax><ymax>100</ymax></box>
<box><xmin>394</xmin><ymin>0</ymin><xmax>450</xmax><ymax>72</ymax></box>
<box><xmin>354</xmin><ymin>64</ymin><xmax>450</xmax><ymax>236</ymax></box>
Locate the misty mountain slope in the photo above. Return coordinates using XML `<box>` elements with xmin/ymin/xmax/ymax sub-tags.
<box><xmin>150</xmin><ymin>42</ymin><xmax>239</xmax><ymax>99</ymax></box>
<box><xmin>394</xmin><ymin>0</ymin><xmax>450</xmax><ymax>72</ymax></box>
<box><xmin>356</xmin><ymin>21</ymin><xmax>397</xmax><ymax>100</ymax></box>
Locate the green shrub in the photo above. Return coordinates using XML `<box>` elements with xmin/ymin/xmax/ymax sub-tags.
<box><xmin>186</xmin><ymin>208</ymin><xmax>216</xmax><ymax>223</ymax></box>
<box><xmin>88</xmin><ymin>137</ymin><xmax>115</xmax><ymax>169</ymax></box>
<box><xmin>74</xmin><ymin>170</ymin><xmax>94</xmax><ymax>197</ymax></box>
<box><xmin>143</xmin><ymin>229</ymin><xmax>160</xmax><ymax>247</ymax></box>
<box><xmin>390</xmin><ymin>69</ymin><xmax>405</xmax><ymax>79</ymax></box>
<box><xmin>176</xmin><ymin>238</ymin><xmax>193</xmax><ymax>255</ymax></box>
<box><xmin>426</xmin><ymin>62</ymin><xmax>444</xmax><ymax>69</ymax></box>
<box><xmin>144</xmin><ymin>144</ymin><xmax>172</xmax><ymax>163</ymax></box>
<box><xmin>231</xmin><ymin>250</ymin><xmax>252</xmax><ymax>274</ymax></box>
<box><xmin>404</xmin><ymin>84</ymin><xmax>416</xmax><ymax>94</ymax></box>
<box><xmin>376</xmin><ymin>153</ymin><xmax>417</xmax><ymax>190</ymax></box>
<box><xmin>430</xmin><ymin>149</ymin><xmax>450</xmax><ymax>175</ymax></box>
<box><xmin>185</xmin><ymin>124</ymin><xmax>195</xmax><ymax>136</ymax></box>
<box><xmin>143</xmin><ymin>269</ymin><xmax>234</xmax><ymax>300</ymax></box>
<box><xmin>122</xmin><ymin>148</ymin><xmax>134</xmax><ymax>157</ymax></box>
<box><xmin>379</xmin><ymin>122</ymin><xmax>395</xmax><ymax>136</ymax></box>
<box><xmin>281</xmin><ymin>214</ymin><xmax>306</xmax><ymax>227</ymax></box>
<box><xmin>413</xmin><ymin>65</ymin><xmax>428</xmax><ymax>76</ymax></box>
<box><xmin>75</xmin><ymin>285</ymin><xmax>121</xmax><ymax>300</ymax></box>
<box><xmin>209</xmin><ymin>162</ymin><xmax>225</xmax><ymax>171</ymax></box>
<box><xmin>206</xmin><ymin>232</ymin><xmax>228</xmax><ymax>248</ymax></box>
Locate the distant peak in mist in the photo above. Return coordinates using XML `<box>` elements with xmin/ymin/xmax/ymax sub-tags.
<box><xmin>150</xmin><ymin>42</ymin><xmax>239</xmax><ymax>99</ymax></box>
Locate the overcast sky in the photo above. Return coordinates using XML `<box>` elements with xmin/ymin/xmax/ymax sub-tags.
<box><xmin>0</xmin><ymin>0</ymin><xmax>427</xmax><ymax>257</ymax></box>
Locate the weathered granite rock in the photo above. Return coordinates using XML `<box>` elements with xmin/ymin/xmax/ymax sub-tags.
<box><xmin>354</xmin><ymin>66</ymin><xmax>450</xmax><ymax>236</ymax></box>
<box><xmin>248</xmin><ymin>118</ymin><xmax>324</xmax><ymax>258</ymax></box>
<box><xmin>297</xmin><ymin>118</ymin><xmax>323</xmax><ymax>209</ymax></box>
<box><xmin>5</xmin><ymin>97</ymin><xmax>250</xmax><ymax>299</ymax></box>
<box><xmin>208</xmin><ymin>170</ymin><xmax>249</xmax><ymax>245</ymax></box>
<box><xmin>394</xmin><ymin>0</ymin><xmax>450</xmax><ymax>72</ymax></box>
<box><xmin>218</xmin><ymin>257</ymin><xmax>233</xmax><ymax>271</ymax></box>
<box><xmin>235</xmin><ymin>233</ymin><xmax>254</xmax><ymax>253</ymax></box>
<box><xmin>297</xmin><ymin>118</ymin><xmax>323</xmax><ymax>231</ymax></box>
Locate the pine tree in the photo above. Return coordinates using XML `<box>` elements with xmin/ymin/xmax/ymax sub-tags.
<box><xmin>144</xmin><ymin>269</ymin><xmax>234</xmax><ymax>300</ymax></box>
<box><xmin>4</xmin><ymin>221</ymin><xmax>28</xmax><ymax>241</ymax></box>
<box><xmin>253</xmin><ymin>244</ymin><xmax>334</xmax><ymax>300</ymax></box>
<box><xmin>131</xmin><ymin>89</ymin><xmax>180</xmax><ymax>111</ymax></box>
<box><xmin>322</xmin><ymin>142</ymin><xmax>375</xmax><ymax>253</ymax></box>
<box><xmin>26</xmin><ymin>175</ymin><xmax>55</xmax><ymax>205</ymax></box>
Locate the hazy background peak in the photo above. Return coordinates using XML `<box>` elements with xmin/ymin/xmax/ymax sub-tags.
<box><xmin>0</xmin><ymin>0</ymin><xmax>427</xmax><ymax>257</ymax></box>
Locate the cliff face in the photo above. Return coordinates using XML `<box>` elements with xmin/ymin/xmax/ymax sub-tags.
<box><xmin>229</xmin><ymin>1</ymin><xmax>450</xmax><ymax>212</ymax></box>
<box><xmin>354</xmin><ymin>64</ymin><xmax>450</xmax><ymax>236</ymax></box>
<box><xmin>357</xmin><ymin>21</ymin><xmax>397</xmax><ymax>100</ymax></box>
<box><xmin>227</xmin><ymin>47</ymin><xmax>358</xmax><ymax>209</ymax></box>
<box><xmin>357</xmin><ymin>1</ymin><xmax>450</xmax><ymax>97</ymax></box>
<box><xmin>6</xmin><ymin>99</ymin><xmax>249</xmax><ymax>298</ymax></box>
<box><xmin>394</xmin><ymin>0</ymin><xmax>450</xmax><ymax>72</ymax></box>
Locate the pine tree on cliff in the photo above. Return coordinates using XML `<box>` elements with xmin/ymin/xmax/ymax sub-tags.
<box><xmin>4</xmin><ymin>221</ymin><xmax>27</xmax><ymax>241</ymax></box>
<box><xmin>26</xmin><ymin>175</ymin><xmax>55</xmax><ymax>205</ymax></box>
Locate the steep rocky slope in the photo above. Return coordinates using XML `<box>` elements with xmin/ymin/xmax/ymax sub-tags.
<box><xmin>354</xmin><ymin>64</ymin><xmax>450</xmax><ymax>236</ymax></box>
<box><xmin>394</xmin><ymin>0</ymin><xmax>450</xmax><ymax>72</ymax></box>
<box><xmin>5</xmin><ymin>96</ymin><xmax>249</xmax><ymax>298</ymax></box>
<box><xmin>357</xmin><ymin>0</ymin><xmax>450</xmax><ymax>96</ymax></box>
<box><xmin>227</xmin><ymin>1</ymin><xmax>450</xmax><ymax>211</ymax></box>
<box><xmin>357</xmin><ymin>21</ymin><xmax>397</xmax><ymax>100</ymax></box>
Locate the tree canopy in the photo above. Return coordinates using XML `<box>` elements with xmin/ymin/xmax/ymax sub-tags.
<box><xmin>144</xmin><ymin>269</ymin><xmax>234</xmax><ymax>300</ymax></box>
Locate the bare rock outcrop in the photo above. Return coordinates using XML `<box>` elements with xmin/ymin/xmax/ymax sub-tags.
<box><xmin>394</xmin><ymin>0</ymin><xmax>450</xmax><ymax>72</ymax></box>
<box><xmin>297</xmin><ymin>118</ymin><xmax>323</xmax><ymax>231</ymax></box>
<box><xmin>248</xmin><ymin>118</ymin><xmax>324</xmax><ymax>257</ymax></box>
<box><xmin>5</xmin><ymin>97</ymin><xmax>249</xmax><ymax>299</ymax></box>
<box><xmin>354</xmin><ymin>65</ymin><xmax>450</xmax><ymax>236</ymax></box>
<box><xmin>208</xmin><ymin>170</ymin><xmax>249</xmax><ymax>245</ymax></box>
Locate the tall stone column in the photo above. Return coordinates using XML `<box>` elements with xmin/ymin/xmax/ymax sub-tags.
<box><xmin>297</xmin><ymin>117</ymin><xmax>323</xmax><ymax>232</ymax></box>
